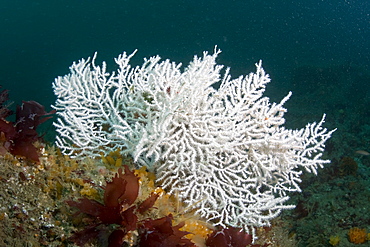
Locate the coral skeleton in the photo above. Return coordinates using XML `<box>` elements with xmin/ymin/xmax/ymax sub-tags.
<box><xmin>53</xmin><ymin>48</ymin><xmax>335</xmax><ymax>237</ymax></box>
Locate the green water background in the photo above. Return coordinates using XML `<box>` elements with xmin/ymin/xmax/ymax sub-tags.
<box><xmin>0</xmin><ymin>0</ymin><xmax>369</xmax><ymax>138</ymax></box>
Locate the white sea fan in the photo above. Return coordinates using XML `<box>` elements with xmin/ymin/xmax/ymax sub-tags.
<box><xmin>53</xmin><ymin>48</ymin><xmax>335</xmax><ymax>237</ymax></box>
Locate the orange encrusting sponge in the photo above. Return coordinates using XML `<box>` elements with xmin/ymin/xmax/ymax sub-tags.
<box><xmin>348</xmin><ymin>227</ymin><xmax>367</xmax><ymax>244</ymax></box>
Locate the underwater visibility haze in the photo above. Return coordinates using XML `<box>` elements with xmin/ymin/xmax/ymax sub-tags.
<box><xmin>0</xmin><ymin>0</ymin><xmax>369</xmax><ymax>246</ymax></box>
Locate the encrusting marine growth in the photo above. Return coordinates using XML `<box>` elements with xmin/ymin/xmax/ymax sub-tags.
<box><xmin>52</xmin><ymin>47</ymin><xmax>335</xmax><ymax>239</ymax></box>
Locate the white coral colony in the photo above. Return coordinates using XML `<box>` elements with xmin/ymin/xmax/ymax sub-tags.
<box><xmin>53</xmin><ymin>47</ymin><xmax>335</xmax><ymax>238</ymax></box>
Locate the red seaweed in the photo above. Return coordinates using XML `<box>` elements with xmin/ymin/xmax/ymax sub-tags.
<box><xmin>138</xmin><ymin>214</ymin><xmax>195</xmax><ymax>247</ymax></box>
<box><xmin>205</xmin><ymin>227</ymin><xmax>252</xmax><ymax>247</ymax></box>
<box><xmin>67</xmin><ymin>165</ymin><xmax>177</xmax><ymax>246</ymax></box>
<box><xmin>137</xmin><ymin>192</ymin><xmax>159</xmax><ymax>214</ymax></box>
<box><xmin>0</xmin><ymin>100</ymin><xmax>55</xmax><ymax>162</ymax></box>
